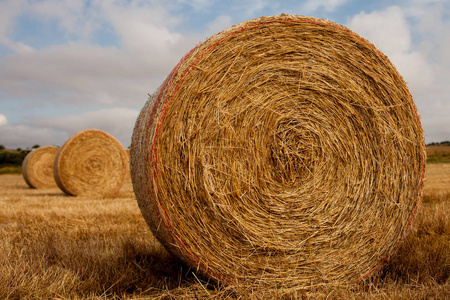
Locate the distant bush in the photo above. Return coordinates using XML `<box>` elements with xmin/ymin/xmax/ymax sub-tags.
<box><xmin>427</xmin><ymin>141</ymin><xmax>450</xmax><ymax>146</ymax></box>
<box><xmin>0</xmin><ymin>150</ymin><xmax>28</xmax><ymax>167</ymax></box>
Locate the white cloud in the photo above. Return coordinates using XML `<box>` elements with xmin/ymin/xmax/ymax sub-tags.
<box><xmin>0</xmin><ymin>108</ymin><xmax>139</xmax><ymax>148</ymax></box>
<box><xmin>176</xmin><ymin>0</ymin><xmax>214</xmax><ymax>11</ymax></box>
<box><xmin>0</xmin><ymin>123</ymin><xmax>64</xmax><ymax>149</ymax></box>
<box><xmin>0</xmin><ymin>0</ymin><xmax>34</xmax><ymax>53</ymax></box>
<box><xmin>346</xmin><ymin>6</ymin><xmax>434</xmax><ymax>95</ymax></box>
<box><xmin>0</xmin><ymin>1</ymin><xmax>197</xmax><ymax>108</ymax></box>
<box><xmin>302</xmin><ymin>0</ymin><xmax>350</xmax><ymax>13</ymax></box>
<box><xmin>0</xmin><ymin>114</ymin><xmax>8</xmax><ymax>126</ymax></box>
<box><xmin>0</xmin><ymin>0</ymin><xmax>201</xmax><ymax>148</ymax></box>
<box><xmin>411</xmin><ymin>2</ymin><xmax>450</xmax><ymax>65</ymax></box>
<box><xmin>0</xmin><ymin>0</ymin><xmax>26</xmax><ymax>38</ymax></box>
<box><xmin>348</xmin><ymin>7</ymin><xmax>410</xmax><ymax>54</ymax></box>
<box><xmin>35</xmin><ymin>107</ymin><xmax>140</xmax><ymax>147</ymax></box>
<box><xmin>0</xmin><ymin>44</ymin><xmax>152</xmax><ymax>105</ymax></box>
<box><xmin>205</xmin><ymin>15</ymin><xmax>233</xmax><ymax>36</ymax></box>
<box><xmin>0</xmin><ymin>0</ymin><xmax>95</xmax><ymax>50</ymax></box>
<box><xmin>347</xmin><ymin>4</ymin><xmax>450</xmax><ymax>143</ymax></box>
<box><xmin>236</xmin><ymin>0</ymin><xmax>271</xmax><ymax>16</ymax></box>
<box><xmin>26</xmin><ymin>0</ymin><xmax>87</xmax><ymax>34</ymax></box>
<box><xmin>100</xmin><ymin>1</ymin><xmax>183</xmax><ymax>52</ymax></box>
<box><xmin>422</xmin><ymin>116</ymin><xmax>450</xmax><ymax>143</ymax></box>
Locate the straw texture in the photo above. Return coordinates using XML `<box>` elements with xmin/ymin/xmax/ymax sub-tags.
<box><xmin>54</xmin><ymin>129</ymin><xmax>128</xmax><ymax>197</ymax></box>
<box><xmin>22</xmin><ymin>146</ymin><xmax>59</xmax><ymax>189</ymax></box>
<box><xmin>131</xmin><ymin>15</ymin><xmax>426</xmax><ymax>290</ymax></box>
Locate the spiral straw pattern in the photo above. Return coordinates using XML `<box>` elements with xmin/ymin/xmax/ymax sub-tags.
<box><xmin>131</xmin><ymin>15</ymin><xmax>426</xmax><ymax>289</ymax></box>
<box><xmin>54</xmin><ymin>129</ymin><xmax>128</xmax><ymax>197</ymax></box>
<box><xmin>22</xmin><ymin>146</ymin><xmax>59</xmax><ymax>189</ymax></box>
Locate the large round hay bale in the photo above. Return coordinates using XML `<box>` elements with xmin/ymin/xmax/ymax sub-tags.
<box><xmin>22</xmin><ymin>146</ymin><xmax>59</xmax><ymax>189</ymax></box>
<box><xmin>131</xmin><ymin>15</ymin><xmax>426</xmax><ymax>289</ymax></box>
<box><xmin>54</xmin><ymin>129</ymin><xmax>129</xmax><ymax>197</ymax></box>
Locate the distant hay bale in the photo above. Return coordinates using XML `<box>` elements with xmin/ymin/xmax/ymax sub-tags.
<box><xmin>54</xmin><ymin>129</ymin><xmax>128</xmax><ymax>197</ymax></box>
<box><xmin>22</xmin><ymin>146</ymin><xmax>59</xmax><ymax>189</ymax></box>
<box><xmin>131</xmin><ymin>15</ymin><xmax>426</xmax><ymax>290</ymax></box>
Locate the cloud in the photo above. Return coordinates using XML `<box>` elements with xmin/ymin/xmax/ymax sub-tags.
<box><xmin>0</xmin><ymin>44</ymin><xmax>153</xmax><ymax>106</ymax></box>
<box><xmin>205</xmin><ymin>15</ymin><xmax>233</xmax><ymax>36</ymax></box>
<box><xmin>234</xmin><ymin>0</ymin><xmax>271</xmax><ymax>16</ymax></box>
<box><xmin>0</xmin><ymin>0</ymin><xmax>198</xmax><ymax>109</ymax></box>
<box><xmin>99</xmin><ymin>1</ymin><xmax>183</xmax><ymax>51</ymax></box>
<box><xmin>176</xmin><ymin>0</ymin><xmax>214</xmax><ymax>11</ymax></box>
<box><xmin>0</xmin><ymin>114</ymin><xmax>7</xmax><ymax>126</ymax></box>
<box><xmin>422</xmin><ymin>116</ymin><xmax>450</xmax><ymax>143</ymax></box>
<box><xmin>346</xmin><ymin>6</ymin><xmax>434</xmax><ymax>95</ymax></box>
<box><xmin>0</xmin><ymin>107</ymin><xmax>138</xmax><ymax>148</ymax></box>
<box><xmin>0</xmin><ymin>0</ymin><xmax>203</xmax><ymax>148</ymax></box>
<box><xmin>35</xmin><ymin>107</ymin><xmax>140</xmax><ymax>147</ymax></box>
<box><xmin>0</xmin><ymin>0</ymin><xmax>34</xmax><ymax>53</ymax></box>
<box><xmin>301</xmin><ymin>0</ymin><xmax>350</xmax><ymax>13</ymax></box>
<box><xmin>0</xmin><ymin>123</ymin><xmax>64</xmax><ymax>149</ymax></box>
<box><xmin>348</xmin><ymin>6</ymin><xmax>410</xmax><ymax>53</ymax></box>
<box><xmin>26</xmin><ymin>0</ymin><xmax>87</xmax><ymax>35</ymax></box>
<box><xmin>347</xmin><ymin>4</ymin><xmax>450</xmax><ymax>143</ymax></box>
<box><xmin>0</xmin><ymin>0</ymin><xmax>26</xmax><ymax>38</ymax></box>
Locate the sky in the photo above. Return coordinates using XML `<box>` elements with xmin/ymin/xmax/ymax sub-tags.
<box><xmin>0</xmin><ymin>0</ymin><xmax>449</xmax><ymax>149</ymax></box>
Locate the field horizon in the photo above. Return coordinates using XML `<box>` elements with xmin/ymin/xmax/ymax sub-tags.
<box><xmin>0</xmin><ymin>164</ymin><xmax>449</xmax><ymax>299</ymax></box>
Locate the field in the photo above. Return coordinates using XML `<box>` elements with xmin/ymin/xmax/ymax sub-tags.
<box><xmin>426</xmin><ymin>145</ymin><xmax>450</xmax><ymax>163</ymax></box>
<box><xmin>0</xmin><ymin>164</ymin><xmax>449</xmax><ymax>299</ymax></box>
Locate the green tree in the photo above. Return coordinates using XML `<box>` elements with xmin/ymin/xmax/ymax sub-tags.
<box><xmin>0</xmin><ymin>151</ymin><xmax>27</xmax><ymax>166</ymax></box>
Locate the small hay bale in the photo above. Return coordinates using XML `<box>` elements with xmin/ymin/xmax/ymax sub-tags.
<box><xmin>22</xmin><ymin>146</ymin><xmax>59</xmax><ymax>189</ymax></box>
<box><xmin>54</xmin><ymin>129</ymin><xmax>129</xmax><ymax>197</ymax></box>
<box><xmin>131</xmin><ymin>15</ymin><xmax>426</xmax><ymax>289</ymax></box>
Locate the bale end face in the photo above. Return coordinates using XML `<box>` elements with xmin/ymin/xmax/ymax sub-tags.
<box><xmin>22</xmin><ymin>146</ymin><xmax>59</xmax><ymax>189</ymax></box>
<box><xmin>54</xmin><ymin>129</ymin><xmax>129</xmax><ymax>197</ymax></box>
<box><xmin>131</xmin><ymin>14</ymin><xmax>426</xmax><ymax>290</ymax></box>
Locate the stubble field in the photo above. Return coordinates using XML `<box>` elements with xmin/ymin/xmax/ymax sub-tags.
<box><xmin>0</xmin><ymin>163</ymin><xmax>449</xmax><ymax>299</ymax></box>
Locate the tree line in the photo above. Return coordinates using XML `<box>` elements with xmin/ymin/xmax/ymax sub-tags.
<box><xmin>426</xmin><ymin>141</ymin><xmax>450</xmax><ymax>146</ymax></box>
<box><xmin>0</xmin><ymin>145</ymin><xmax>39</xmax><ymax>167</ymax></box>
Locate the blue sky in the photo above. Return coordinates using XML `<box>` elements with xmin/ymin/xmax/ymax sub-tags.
<box><xmin>0</xmin><ymin>0</ymin><xmax>449</xmax><ymax>148</ymax></box>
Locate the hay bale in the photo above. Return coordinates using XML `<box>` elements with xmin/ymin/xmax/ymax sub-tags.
<box><xmin>131</xmin><ymin>15</ymin><xmax>426</xmax><ymax>289</ymax></box>
<box><xmin>22</xmin><ymin>146</ymin><xmax>59</xmax><ymax>189</ymax></box>
<box><xmin>54</xmin><ymin>129</ymin><xmax>129</xmax><ymax>197</ymax></box>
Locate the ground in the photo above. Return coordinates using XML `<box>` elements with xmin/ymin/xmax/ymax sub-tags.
<box><xmin>0</xmin><ymin>163</ymin><xmax>448</xmax><ymax>299</ymax></box>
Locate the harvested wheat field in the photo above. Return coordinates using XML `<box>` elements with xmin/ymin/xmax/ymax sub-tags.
<box><xmin>0</xmin><ymin>163</ymin><xmax>448</xmax><ymax>299</ymax></box>
<box><xmin>426</xmin><ymin>145</ymin><xmax>450</xmax><ymax>163</ymax></box>
<box><xmin>424</xmin><ymin>163</ymin><xmax>450</xmax><ymax>194</ymax></box>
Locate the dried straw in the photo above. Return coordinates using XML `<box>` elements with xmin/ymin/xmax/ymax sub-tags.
<box><xmin>22</xmin><ymin>146</ymin><xmax>59</xmax><ymax>189</ymax></box>
<box><xmin>131</xmin><ymin>15</ymin><xmax>426</xmax><ymax>290</ymax></box>
<box><xmin>54</xmin><ymin>129</ymin><xmax>129</xmax><ymax>197</ymax></box>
